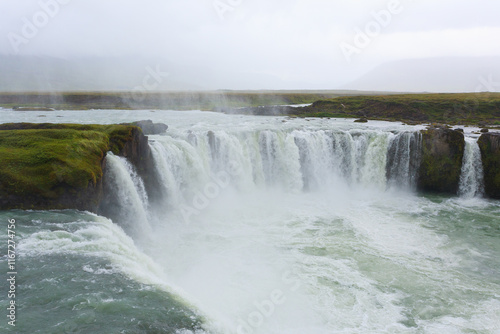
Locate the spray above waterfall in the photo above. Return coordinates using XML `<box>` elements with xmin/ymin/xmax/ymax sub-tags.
<box><xmin>94</xmin><ymin>116</ymin><xmax>500</xmax><ymax>241</ymax></box>
<box><xmin>101</xmin><ymin>127</ymin><xmax>432</xmax><ymax>231</ymax></box>
<box><xmin>106</xmin><ymin>127</ymin><xmax>493</xmax><ymax>230</ymax></box>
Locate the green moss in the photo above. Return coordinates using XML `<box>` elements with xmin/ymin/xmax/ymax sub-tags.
<box><xmin>0</xmin><ymin>123</ymin><xmax>139</xmax><ymax>202</ymax></box>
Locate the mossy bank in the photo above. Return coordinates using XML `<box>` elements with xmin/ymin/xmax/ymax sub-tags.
<box><xmin>0</xmin><ymin>123</ymin><xmax>152</xmax><ymax>211</ymax></box>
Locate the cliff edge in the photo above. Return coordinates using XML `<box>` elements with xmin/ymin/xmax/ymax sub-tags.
<box><xmin>0</xmin><ymin>123</ymin><xmax>151</xmax><ymax>211</ymax></box>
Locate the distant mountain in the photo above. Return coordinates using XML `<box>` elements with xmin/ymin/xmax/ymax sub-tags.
<box><xmin>0</xmin><ymin>55</ymin><xmax>299</xmax><ymax>92</ymax></box>
<box><xmin>343</xmin><ymin>57</ymin><xmax>500</xmax><ymax>93</ymax></box>
<box><xmin>0</xmin><ymin>55</ymin><xmax>205</xmax><ymax>92</ymax></box>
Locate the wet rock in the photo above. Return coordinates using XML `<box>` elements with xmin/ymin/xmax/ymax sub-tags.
<box><xmin>477</xmin><ymin>132</ymin><xmax>500</xmax><ymax>199</ymax></box>
<box><xmin>354</xmin><ymin>118</ymin><xmax>368</xmax><ymax>123</ymax></box>
<box><xmin>128</xmin><ymin>120</ymin><xmax>168</xmax><ymax>135</ymax></box>
<box><xmin>417</xmin><ymin>128</ymin><xmax>465</xmax><ymax>194</ymax></box>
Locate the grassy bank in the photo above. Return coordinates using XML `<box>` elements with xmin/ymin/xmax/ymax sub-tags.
<box><xmin>0</xmin><ymin>90</ymin><xmax>392</xmax><ymax>111</ymax></box>
<box><xmin>291</xmin><ymin>93</ymin><xmax>500</xmax><ymax>125</ymax></box>
<box><xmin>0</xmin><ymin>123</ymin><xmax>138</xmax><ymax>205</ymax></box>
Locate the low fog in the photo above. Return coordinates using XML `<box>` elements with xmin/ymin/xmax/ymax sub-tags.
<box><xmin>1</xmin><ymin>0</ymin><xmax>500</xmax><ymax>92</ymax></box>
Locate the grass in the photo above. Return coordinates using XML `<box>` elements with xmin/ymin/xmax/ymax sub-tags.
<box><xmin>0</xmin><ymin>123</ymin><xmax>138</xmax><ymax>201</ymax></box>
<box><xmin>290</xmin><ymin>93</ymin><xmax>500</xmax><ymax>125</ymax></box>
<box><xmin>0</xmin><ymin>90</ymin><xmax>394</xmax><ymax>111</ymax></box>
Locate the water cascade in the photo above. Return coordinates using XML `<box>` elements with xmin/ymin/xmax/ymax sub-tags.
<box><xmin>102</xmin><ymin>153</ymin><xmax>152</xmax><ymax>237</ymax></box>
<box><xmin>144</xmin><ymin>129</ymin><xmax>423</xmax><ymax>201</ymax></box>
<box><xmin>386</xmin><ymin>131</ymin><xmax>422</xmax><ymax>190</ymax></box>
<box><xmin>116</xmin><ymin>127</ymin><xmax>497</xmax><ymax>333</ymax></box>
<box><xmin>458</xmin><ymin>137</ymin><xmax>485</xmax><ymax>198</ymax></box>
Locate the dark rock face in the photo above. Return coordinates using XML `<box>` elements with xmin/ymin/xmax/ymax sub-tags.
<box><xmin>130</xmin><ymin>120</ymin><xmax>168</xmax><ymax>135</ymax></box>
<box><xmin>0</xmin><ymin>173</ymin><xmax>104</xmax><ymax>212</ymax></box>
<box><xmin>99</xmin><ymin>127</ymin><xmax>162</xmax><ymax>217</ymax></box>
<box><xmin>120</xmin><ymin>127</ymin><xmax>162</xmax><ymax>201</ymax></box>
<box><xmin>0</xmin><ymin>125</ymin><xmax>156</xmax><ymax>213</ymax></box>
<box><xmin>478</xmin><ymin>132</ymin><xmax>500</xmax><ymax>199</ymax></box>
<box><xmin>118</xmin><ymin>127</ymin><xmax>152</xmax><ymax>176</ymax></box>
<box><xmin>417</xmin><ymin>128</ymin><xmax>465</xmax><ymax>194</ymax></box>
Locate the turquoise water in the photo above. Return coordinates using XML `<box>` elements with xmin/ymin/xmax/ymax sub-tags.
<box><xmin>1</xmin><ymin>194</ymin><xmax>500</xmax><ymax>333</ymax></box>
<box><xmin>0</xmin><ymin>211</ymin><xmax>205</xmax><ymax>334</ymax></box>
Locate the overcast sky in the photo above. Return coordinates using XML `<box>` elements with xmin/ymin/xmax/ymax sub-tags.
<box><xmin>1</xmin><ymin>0</ymin><xmax>500</xmax><ymax>91</ymax></box>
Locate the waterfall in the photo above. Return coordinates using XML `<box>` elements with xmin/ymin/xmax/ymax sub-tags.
<box><xmin>102</xmin><ymin>128</ymin><xmax>426</xmax><ymax>230</ymax></box>
<box><xmin>102</xmin><ymin>153</ymin><xmax>152</xmax><ymax>236</ymax></box>
<box><xmin>148</xmin><ymin>129</ymin><xmax>420</xmax><ymax>198</ymax></box>
<box><xmin>386</xmin><ymin>131</ymin><xmax>422</xmax><ymax>190</ymax></box>
<box><xmin>459</xmin><ymin>137</ymin><xmax>485</xmax><ymax>198</ymax></box>
<box><xmin>98</xmin><ymin>126</ymin><xmax>495</xmax><ymax>333</ymax></box>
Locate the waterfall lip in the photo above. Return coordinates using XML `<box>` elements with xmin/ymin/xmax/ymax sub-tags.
<box><xmin>451</xmin><ymin>125</ymin><xmax>500</xmax><ymax>138</ymax></box>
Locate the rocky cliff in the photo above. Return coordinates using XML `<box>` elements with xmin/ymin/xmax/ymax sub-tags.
<box><xmin>417</xmin><ymin>127</ymin><xmax>465</xmax><ymax>194</ymax></box>
<box><xmin>0</xmin><ymin>123</ymin><xmax>154</xmax><ymax>211</ymax></box>
<box><xmin>478</xmin><ymin>132</ymin><xmax>500</xmax><ymax>199</ymax></box>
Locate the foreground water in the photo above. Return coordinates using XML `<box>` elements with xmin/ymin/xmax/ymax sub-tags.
<box><xmin>1</xmin><ymin>109</ymin><xmax>500</xmax><ymax>333</ymax></box>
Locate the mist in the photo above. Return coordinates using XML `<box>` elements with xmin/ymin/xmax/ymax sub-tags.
<box><xmin>1</xmin><ymin>0</ymin><xmax>500</xmax><ymax>92</ymax></box>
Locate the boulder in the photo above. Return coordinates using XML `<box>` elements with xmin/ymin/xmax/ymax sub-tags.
<box><xmin>477</xmin><ymin>132</ymin><xmax>500</xmax><ymax>199</ymax></box>
<box><xmin>417</xmin><ymin>128</ymin><xmax>465</xmax><ymax>194</ymax></box>
<box><xmin>129</xmin><ymin>120</ymin><xmax>168</xmax><ymax>135</ymax></box>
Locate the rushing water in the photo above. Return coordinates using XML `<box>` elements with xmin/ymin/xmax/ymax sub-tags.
<box><xmin>459</xmin><ymin>137</ymin><xmax>485</xmax><ymax>198</ymax></box>
<box><xmin>1</xmin><ymin>110</ymin><xmax>499</xmax><ymax>333</ymax></box>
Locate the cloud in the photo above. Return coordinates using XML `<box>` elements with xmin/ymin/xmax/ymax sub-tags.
<box><xmin>1</xmin><ymin>0</ymin><xmax>500</xmax><ymax>90</ymax></box>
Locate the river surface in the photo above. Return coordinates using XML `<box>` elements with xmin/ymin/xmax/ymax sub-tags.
<box><xmin>1</xmin><ymin>109</ymin><xmax>499</xmax><ymax>333</ymax></box>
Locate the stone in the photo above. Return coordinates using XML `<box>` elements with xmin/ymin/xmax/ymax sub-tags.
<box><xmin>417</xmin><ymin>128</ymin><xmax>465</xmax><ymax>194</ymax></box>
<box><xmin>477</xmin><ymin>132</ymin><xmax>500</xmax><ymax>199</ymax></box>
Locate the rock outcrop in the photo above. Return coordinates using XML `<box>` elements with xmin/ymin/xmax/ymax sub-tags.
<box><xmin>478</xmin><ymin>132</ymin><xmax>500</xmax><ymax>199</ymax></box>
<box><xmin>99</xmin><ymin>125</ymin><xmax>162</xmax><ymax>216</ymax></box>
<box><xmin>129</xmin><ymin>120</ymin><xmax>168</xmax><ymax>135</ymax></box>
<box><xmin>0</xmin><ymin>123</ymin><xmax>153</xmax><ymax>211</ymax></box>
<box><xmin>417</xmin><ymin>127</ymin><xmax>465</xmax><ymax>194</ymax></box>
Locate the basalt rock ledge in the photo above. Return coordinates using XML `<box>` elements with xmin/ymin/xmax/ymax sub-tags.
<box><xmin>0</xmin><ymin>123</ymin><xmax>156</xmax><ymax>212</ymax></box>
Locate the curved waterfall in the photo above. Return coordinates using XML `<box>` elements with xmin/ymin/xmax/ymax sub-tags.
<box><xmin>145</xmin><ymin>128</ymin><xmax>422</xmax><ymax>202</ymax></box>
<box><xmin>98</xmin><ymin>126</ymin><xmax>498</xmax><ymax>334</ymax></box>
